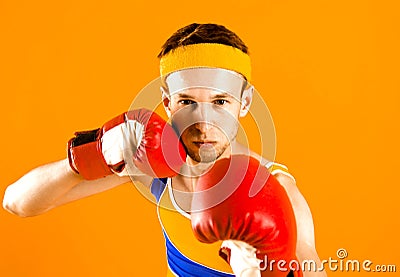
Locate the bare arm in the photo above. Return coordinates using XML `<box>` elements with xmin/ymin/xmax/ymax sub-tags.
<box><xmin>2</xmin><ymin>158</ymin><xmax>152</xmax><ymax>217</ymax></box>
<box><xmin>276</xmin><ymin>174</ymin><xmax>327</xmax><ymax>277</ymax></box>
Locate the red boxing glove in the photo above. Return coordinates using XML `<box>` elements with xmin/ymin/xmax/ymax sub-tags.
<box><xmin>68</xmin><ymin>109</ymin><xmax>186</xmax><ymax>180</ymax></box>
<box><xmin>191</xmin><ymin>155</ymin><xmax>302</xmax><ymax>277</ymax></box>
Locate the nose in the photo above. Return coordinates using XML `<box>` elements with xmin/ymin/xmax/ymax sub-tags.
<box><xmin>193</xmin><ymin>103</ymin><xmax>213</xmax><ymax>132</ymax></box>
<box><xmin>171</xmin><ymin>102</ymin><xmax>219</xmax><ymax>136</ymax></box>
<box><xmin>195</xmin><ymin>121</ymin><xmax>212</xmax><ymax>132</ymax></box>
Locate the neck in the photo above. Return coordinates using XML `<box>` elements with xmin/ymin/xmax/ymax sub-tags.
<box><xmin>180</xmin><ymin>157</ymin><xmax>212</xmax><ymax>178</ymax></box>
<box><xmin>181</xmin><ymin>140</ymin><xmax>245</xmax><ymax>177</ymax></box>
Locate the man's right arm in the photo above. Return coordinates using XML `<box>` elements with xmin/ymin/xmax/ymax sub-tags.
<box><xmin>2</xmin><ymin>158</ymin><xmax>151</xmax><ymax>217</ymax></box>
<box><xmin>3</xmin><ymin>109</ymin><xmax>185</xmax><ymax>218</ymax></box>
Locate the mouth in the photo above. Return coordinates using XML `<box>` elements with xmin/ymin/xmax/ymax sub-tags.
<box><xmin>192</xmin><ymin>141</ymin><xmax>217</xmax><ymax>147</ymax></box>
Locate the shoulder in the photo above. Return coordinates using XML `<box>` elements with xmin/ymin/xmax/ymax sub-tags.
<box><xmin>233</xmin><ymin>142</ymin><xmax>296</xmax><ymax>182</ymax></box>
<box><xmin>264</xmin><ymin>160</ymin><xmax>296</xmax><ymax>183</ymax></box>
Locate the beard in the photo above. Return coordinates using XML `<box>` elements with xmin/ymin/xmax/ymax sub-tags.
<box><xmin>185</xmin><ymin>140</ymin><xmax>230</xmax><ymax>163</ymax></box>
<box><xmin>180</xmin><ymin>125</ymin><xmax>237</xmax><ymax>163</ymax></box>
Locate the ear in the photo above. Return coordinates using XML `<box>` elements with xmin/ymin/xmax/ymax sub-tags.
<box><xmin>239</xmin><ymin>85</ymin><xmax>254</xmax><ymax>118</ymax></box>
<box><xmin>161</xmin><ymin>86</ymin><xmax>172</xmax><ymax>118</ymax></box>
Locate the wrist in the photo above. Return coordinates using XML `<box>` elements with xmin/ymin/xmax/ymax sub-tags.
<box><xmin>67</xmin><ymin>129</ymin><xmax>113</xmax><ymax>180</ymax></box>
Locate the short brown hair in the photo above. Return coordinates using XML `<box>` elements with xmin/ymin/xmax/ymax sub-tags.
<box><xmin>157</xmin><ymin>23</ymin><xmax>249</xmax><ymax>58</ymax></box>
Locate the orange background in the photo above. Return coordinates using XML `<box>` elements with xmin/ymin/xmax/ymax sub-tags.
<box><xmin>1</xmin><ymin>0</ymin><xmax>399</xmax><ymax>276</ymax></box>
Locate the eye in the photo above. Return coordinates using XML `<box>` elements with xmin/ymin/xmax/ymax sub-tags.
<box><xmin>213</xmin><ymin>99</ymin><xmax>228</xmax><ymax>106</ymax></box>
<box><xmin>179</xmin><ymin>99</ymin><xmax>196</xmax><ymax>105</ymax></box>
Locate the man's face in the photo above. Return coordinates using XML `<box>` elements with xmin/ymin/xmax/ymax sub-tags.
<box><xmin>165</xmin><ymin>88</ymin><xmax>243</xmax><ymax>163</ymax></box>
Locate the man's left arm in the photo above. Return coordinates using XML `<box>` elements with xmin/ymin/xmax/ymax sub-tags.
<box><xmin>275</xmin><ymin>173</ymin><xmax>327</xmax><ymax>277</ymax></box>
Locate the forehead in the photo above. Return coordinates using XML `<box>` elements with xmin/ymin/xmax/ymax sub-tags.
<box><xmin>164</xmin><ymin>67</ymin><xmax>246</xmax><ymax>99</ymax></box>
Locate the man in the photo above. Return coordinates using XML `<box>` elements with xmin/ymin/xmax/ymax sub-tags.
<box><xmin>3</xmin><ymin>23</ymin><xmax>326</xmax><ymax>276</ymax></box>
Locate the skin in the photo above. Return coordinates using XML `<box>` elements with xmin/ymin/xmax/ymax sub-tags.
<box><xmin>3</xmin><ymin>84</ymin><xmax>327</xmax><ymax>277</ymax></box>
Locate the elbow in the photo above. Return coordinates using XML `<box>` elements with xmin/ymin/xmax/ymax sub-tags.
<box><xmin>3</xmin><ymin>200</ymin><xmax>40</xmax><ymax>218</ymax></box>
<box><xmin>3</xmin><ymin>190</ymin><xmax>26</xmax><ymax>217</ymax></box>
<box><xmin>3</xmin><ymin>203</ymin><xmax>28</xmax><ymax>218</ymax></box>
<box><xmin>2</xmin><ymin>187</ymin><xmax>41</xmax><ymax>218</ymax></box>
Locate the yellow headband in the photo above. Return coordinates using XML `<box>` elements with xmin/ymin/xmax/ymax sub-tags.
<box><xmin>159</xmin><ymin>43</ymin><xmax>251</xmax><ymax>82</ymax></box>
